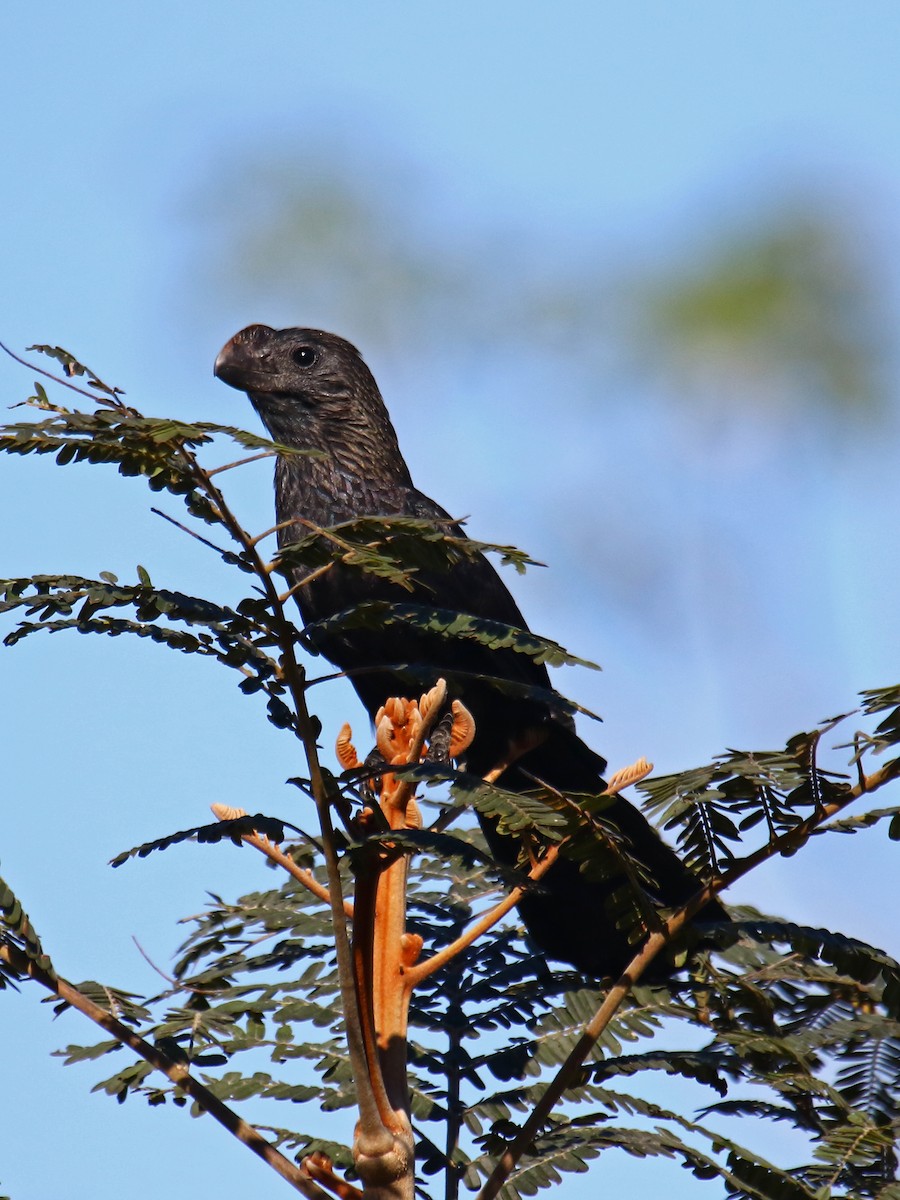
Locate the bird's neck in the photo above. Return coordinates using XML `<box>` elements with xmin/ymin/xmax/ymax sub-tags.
<box><xmin>250</xmin><ymin>385</ymin><xmax>415</xmax><ymax>534</ymax></box>
<box><xmin>274</xmin><ymin>449</ymin><xmax>410</xmax><ymax>537</ymax></box>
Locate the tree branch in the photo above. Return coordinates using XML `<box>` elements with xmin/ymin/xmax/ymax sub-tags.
<box><xmin>476</xmin><ymin>756</ymin><xmax>899</xmax><ymax>1200</ymax></box>
<box><xmin>404</xmin><ymin>845</ymin><xmax>560</xmax><ymax>987</ymax></box>
<box><xmin>0</xmin><ymin>941</ymin><xmax>330</xmax><ymax>1200</ymax></box>
<box><xmin>210</xmin><ymin>803</ymin><xmax>354</xmax><ymax>918</ymax></box>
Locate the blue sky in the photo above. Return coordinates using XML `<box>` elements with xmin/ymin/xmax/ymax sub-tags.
<box><xmin>3</xmin><ymin>4</ymin><xmax>900</xmax><ymax>1198</ymax></box>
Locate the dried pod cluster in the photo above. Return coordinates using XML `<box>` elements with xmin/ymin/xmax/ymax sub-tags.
<box><xmin>335</xmin><ymin>679</ymin><xmax>475</xmax><ymax>812</ymax></box>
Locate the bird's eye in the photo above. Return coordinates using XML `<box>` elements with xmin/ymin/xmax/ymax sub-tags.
<box><xmin>291</xmin><ymin>346</ymin><xmax>317</xmax><ymax>368</ymax></box>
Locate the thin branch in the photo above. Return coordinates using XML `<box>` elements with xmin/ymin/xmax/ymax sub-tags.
<box><xmin>278</xmin><ymin>564</ymin><xmax>334</xmax><ymax>604</ymax></box>
<box><xmin>0</xmin><ymin>339</ymin><xmax>121</xmax><ymax>406</ymax></box>
<box><xmin>405</xmin><ymin>846</ymin><xmax>561</xmax><ymax>987</ymax></box>
<box><xmin>302</xmin><ymin>1152</ymin><xmax>364</xmax><ymax>1200</ymax></box>
<box><xmin>210</xmin><ymin>804</ymin><xmax>354</xmax><ymax>918</ymax></box>
<box><xmin>150</xmin><ymin>507</ymin><xmax>232</xmax><ymax>557</ymax></box>
<box><xmin>247</xmin><ymin>519</ymin><xmax>299</xmax><ymax>547</ymax></box>
<box><xmin>206</xmin><ymin>450</ymin><xmax>277</xmax><ymax>477</ymax></box>
<box><xmin>0</xmin><ymin>941</ymin><xmax>330</xmax><ymax>1200</ymax></box>
<box><xmin>406</xmin><ymin>734</ymin><xmax>565</xmax><ymax>983</ymax></box>
<box><xmin>427</xmin><ymin>803</ymin><xmax>465</xmax><ymax>836</ymax></box>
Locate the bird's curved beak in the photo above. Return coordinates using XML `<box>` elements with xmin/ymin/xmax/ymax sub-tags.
<box><xmin>214</xmin><ymin>325</ymin><xmax>276</xmax><ymax>388</ymax></box>
<box><xmin>213</xmin><ymin>342</ymin><xmax>237</xmax><ymax>384</ymax></box>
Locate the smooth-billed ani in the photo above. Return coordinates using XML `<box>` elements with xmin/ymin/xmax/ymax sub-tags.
<box><xmin>214</xmin><ymin>324</ymin><xmax>725</xmax><ymax>977</ymax></box>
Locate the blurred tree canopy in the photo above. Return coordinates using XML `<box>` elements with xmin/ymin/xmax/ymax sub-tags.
<box><xmin>185</xmin><ymin>142</ymin><xmax>891</xmax><ymax>430</ymax></box>
<box><xmin>633</xmin><ymin>203</ymin><xmax>888</xmax><ymax>423</ymax></box>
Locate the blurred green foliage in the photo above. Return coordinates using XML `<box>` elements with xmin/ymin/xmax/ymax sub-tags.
<box><xmin>634</xmin><ymin>205</ymin><xmax>888</xmax><ymax>420</ymax></box>
<box><xmin>186</xmin><ymin>146</ymin><xmax>890</xmax><ymax>426</ymax></box>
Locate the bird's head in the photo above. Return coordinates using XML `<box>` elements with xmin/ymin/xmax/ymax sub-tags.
<box><xmin>214</xmin><ymin>325</ymin><xmax>411</xmax><ymax>483</ymax></box>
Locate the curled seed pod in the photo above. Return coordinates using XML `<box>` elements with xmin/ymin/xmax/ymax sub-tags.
<box><xmin>408</xmin><ymin>715</ymin><xmax>424</xmax><ymax>753</ymax></box>
<box><xmin>384</xmin><ymin>696</ymin><xmax>407</xmax><ymax>727</ymax></box>
<box><xmin>604</xmin><ymin>756</ymin><xmax>653</xmax><ymax>794</ymax></box>
<box><xmin>335</xmin><ymin>722</ymin><xmax>361</xmax><ymax>770</ymax></box>
<box><xmin>419</xmin><ymin>678</ymin><xmax>448</xmax><ymax>724</ymax></box>
<box><xmin>375</xmin><ymin>712</ymin><xmax>396</xmax><ymax>761</ymax></box>
<box><xmin>211</xmin><ymin>802</ymin><xmax>248</xmax><ymax>820</ymax></box>
<box><xmin>449</xmin><ymin>699</ymin><xmax>476</xmax><ymax>758</ymax></box>
<box><xmin>403</xmin><ymin>797</ymin><xmax>423</xmax><ymax>829</ymax></box>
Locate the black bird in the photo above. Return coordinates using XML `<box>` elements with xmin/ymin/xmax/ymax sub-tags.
<box><xmin>214</xmin><ymin>324</ymin><xmax>725</xmax><ymax>977</ymax></box>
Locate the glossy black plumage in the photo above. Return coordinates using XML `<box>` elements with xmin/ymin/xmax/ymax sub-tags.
<box><xmin>215</xmin><ymin>324</ymin><xmax>725</xmax><ymax>977</ymax></box>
